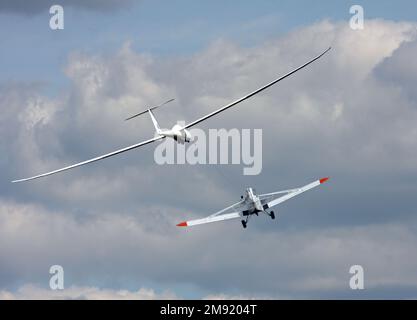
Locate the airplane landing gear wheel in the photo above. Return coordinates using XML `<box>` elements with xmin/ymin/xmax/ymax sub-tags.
<box><xmin>241</xmin><ymin>220</ymin><xmax>247</xmax><ymax>228</ymax></box>
<box><xmin>270</xmin><ymin>211</ymin><xmax>275</xmax><ymax>220</ymax></box>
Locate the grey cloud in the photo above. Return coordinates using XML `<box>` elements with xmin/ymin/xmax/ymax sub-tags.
<box><xmin>2</xmin><ymin>19</ymin><xmax>417</xmax><ymax>298</ymax></box>
<box><xmin>1</xmin><ymin>199</ymin><xmax>417</xmax><ymax>298</ymax></box>
<box><xmin>375</xmin><ymin>39</ymin><xmax>417</xmax><ymax>100</ymax></box>
<box><xmin>0</xmin><ymin>0</ymin><xmax>135</xmax><ymax>15</ymax></box>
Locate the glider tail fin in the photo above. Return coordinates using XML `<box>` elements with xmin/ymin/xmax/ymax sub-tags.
<box><xmin>148</xmin><ymin>109</ymin><xmax>162</xmax><ymax>134</ymax></box>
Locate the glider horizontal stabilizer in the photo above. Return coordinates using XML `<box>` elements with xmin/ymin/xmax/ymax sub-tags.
<box><xmin>125</xmin><ymin>98</ymin><xmax>175</xmax><ymax>121</ymax></box>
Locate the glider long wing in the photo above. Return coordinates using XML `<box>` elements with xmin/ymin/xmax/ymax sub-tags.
<box><xmin>181</xmin><ymin>47</ymin><xmax>331</xmax><ymax>130</ymax></box>
<box><xmin>12</xmin><ymin>136</ymin><xmax>165</xmax><ymax>183</ymax></box>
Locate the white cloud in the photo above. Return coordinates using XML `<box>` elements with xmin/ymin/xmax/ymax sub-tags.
<box><xmin>5</xmin><ymin>19</ymin><xmax>417</xmax><ymax>202</ymax></box>
<box><xmin>2</xmin><ymin>19</ymin><xmax>417</xmax><ymax>298</ymax></box>
<box><xmin>0</xmin><ymin>284</ymin><xmax>177</xmax><ymax>300</ymax></box>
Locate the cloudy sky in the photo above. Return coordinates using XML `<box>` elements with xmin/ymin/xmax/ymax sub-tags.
<box><xmin>1</xmin><ymin>0</ymin><xmax>417</xmax><ymax>299</ymax></box>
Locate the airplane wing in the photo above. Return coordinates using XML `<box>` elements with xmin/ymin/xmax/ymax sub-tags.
<box><xmin>260</xmin><ymin>177</ymin><xmax>329</xmax><ymax>209</ymax></box>
<box><xmin>181</xmin><ymin>47</ymin><xmax>331</xmax><ymax>130</ymax></box>
<box><xmin>176</xmin><ymin>199</ymin><xmax>247</xmax><ymax>227</ymax></box>
<box><xmin>177</xmin><ymin>177</ymin><xmax>329</xmax><ymax>228</ymax></box>
<box><xmin>176</xmin><ymin>212</ymin><xmax>242</xmax><ymax>227</ymax></box>
<box><xmin>11</xmin><ymin>136</ymin><xmax>165</xmax><ymax>183</ymax></box>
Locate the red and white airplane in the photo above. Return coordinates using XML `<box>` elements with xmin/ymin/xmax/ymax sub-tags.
<box><xmin>12</xmin><ymin>47</ymin><xmax>330</xmax><ymax>183</ymax></box>
<box><xmin>177</xmin><ymin>177</ymin><xmax>329</xmax><ymax>228</ymax></box>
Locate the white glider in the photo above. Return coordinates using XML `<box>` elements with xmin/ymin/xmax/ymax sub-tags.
<box><xmin>177</xmin><ymin>177</ymin><xmax>329</xmax><ymax>228</ymax></box>
<box><xmin>12</xmin><ymin>47</ymin><xmax>331</xmax><ymax>183</ymax></box>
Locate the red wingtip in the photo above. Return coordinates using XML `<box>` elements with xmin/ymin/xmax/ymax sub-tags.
<box><xmin>319</xmin><ymin>177</ymin><xmax>330</xmax><ymax>184</ymax></box>
<box><xmin>176</xmin><ymin>221</ymin><xmax>188</xmax><ymax>227</ymax></box>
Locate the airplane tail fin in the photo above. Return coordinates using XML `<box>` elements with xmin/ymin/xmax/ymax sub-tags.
<box><xmin>148</xmin><ymin>109</ymin><xmax>162</xmax><ymax>134</ymax></box>
<box><xmin>125</xmin><ymin>98</ymin><xmax>174</xmax><ymax>134</ymax></box>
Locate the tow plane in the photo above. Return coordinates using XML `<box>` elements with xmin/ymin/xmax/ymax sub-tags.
<box><xmin>12</xmin><ymin>47</ymin><xmax>331</xmax><ymax>183</ymax></box>
<box><xmin>177</xmin><ymin>177</ymin><xmax>329</xmax><ymax>228</ymax></box>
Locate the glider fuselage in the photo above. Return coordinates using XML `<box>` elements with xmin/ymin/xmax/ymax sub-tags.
<box><xmin>159</xmin><ymin>125</ymin><xmax>193</xmax><ymax>144</ymax></box>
